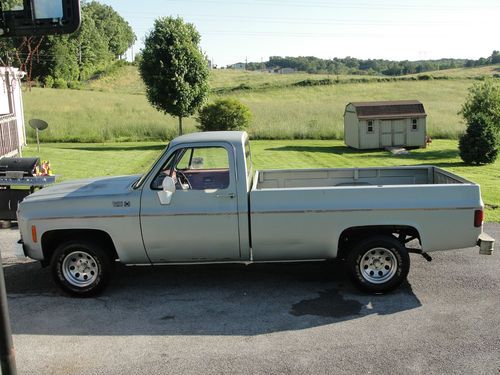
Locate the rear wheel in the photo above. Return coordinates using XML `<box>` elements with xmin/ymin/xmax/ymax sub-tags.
<box><xmin>347</xmin><ymin>235</ymin><xmax>410</xmax><ymax>293</ymax></box>
<box><xmin>51</xmin><ymin>240</ymin><xmax>113</xmax><ymax>297</ymax></box>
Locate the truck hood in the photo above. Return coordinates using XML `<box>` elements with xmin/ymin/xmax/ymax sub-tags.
<box><xmin>22</xmin><ymin>175</ymin><xmax>141</xmax><ymax>202</ymax></box>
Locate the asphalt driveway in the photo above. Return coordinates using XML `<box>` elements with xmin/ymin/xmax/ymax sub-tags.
<box><xmin>1</xmin><ymin>223</ymin><xmax>499</xmax><ymax>374</ymax></box>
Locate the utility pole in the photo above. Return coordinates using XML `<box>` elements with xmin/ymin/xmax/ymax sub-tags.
<box><xmin>245</xmin><ymin>56</ymin><xmax>247</xmax><ymax>71</ymax></box>
<box><xmin>0</xmin><ymin>254</ymin><xmax>17</xmax><ymax>375</ymax></box>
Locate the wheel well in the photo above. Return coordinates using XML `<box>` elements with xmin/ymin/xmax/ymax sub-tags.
<box><xmin>337</xmin><ymin>225</ymin><xmax>421</xmax><ymax>260</ymax></box>
<box><xmin>41</xmin><ymin>229</ymin><xmax>118</xmax><ymax>266</ymax></box>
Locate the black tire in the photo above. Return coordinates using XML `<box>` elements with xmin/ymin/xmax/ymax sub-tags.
<box><xmin>347</xmin><ymin>235</ymin><xmax>410</xmax><ymax>294</ymax></box>
<box><xmin>51</xmin><ymin>240</ymin><xmax>113</xmax><ymax>297</ymax></box>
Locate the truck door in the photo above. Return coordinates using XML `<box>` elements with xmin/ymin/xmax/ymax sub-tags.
<box><xmin>140</xmin><ymin>144</ymin><xmax>241</xmax><ymax>262</ymax></box>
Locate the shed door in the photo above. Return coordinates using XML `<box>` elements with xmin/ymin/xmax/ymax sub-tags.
<box><xmin>393</xmin><ymin>119</ymin><xmax>406</xmax><ymax>146</ymax></box>
<box><xmin>380</xmin><ymin>121</ymin><xmax>392</xmax><ymax>147</ymax></box>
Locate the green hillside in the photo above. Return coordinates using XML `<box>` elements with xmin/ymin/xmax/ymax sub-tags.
<box><xmin>82</xmin><ymin>64</ymin><xmax>500</xmax><ymax>94</ymax></box>
<box><xmin>23</xmin><ymin>64</ymin><xmax>500</xmax><ymax>142</ymax></box>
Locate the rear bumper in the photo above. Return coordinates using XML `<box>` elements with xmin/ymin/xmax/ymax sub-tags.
<box><xmin>477</xmin><ymin>233</ymin><xmax>495</xmax><ymax>255</ymax></box>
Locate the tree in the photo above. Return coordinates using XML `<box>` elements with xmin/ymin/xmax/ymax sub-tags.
<box><xmin>460</xmin><ymin>79</ymin><xmax>500</xmax><ymax>133</ymax></box>
<box><xmin>492</xmin><ymin>50</ymin><xmax>500</xmax><ymax>64</ymax></box>
<box><xmin>139</xmin><ymin>17</ymin><xmax>209</xmax><ymax>135</ymax></box>
<box><xmin>196</xmin><ymin>98</ymin><xmax>252</xmax><ymax>132</ymax></box>
<box><xmin>458</xmin><ymin>80</ymin><xmax>500</xmax><ymax>165</ymax></box>
<box><xmin>1</xmin><ymin>1</ymin><xmax>135</xmax><ymax>82</ymax></box>
<box><xmin>459</xmin><ymin>114</ymin><xmax>498</xmax><ymax>165</ymax></box>
<box><xmin>83</xmin><ymin>2</ymin><xmax>136</xmax><ymax>58</ymax></box>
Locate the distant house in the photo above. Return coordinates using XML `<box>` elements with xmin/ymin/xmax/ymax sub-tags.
<box><xmin>0</xmin><ymin>67</ymin><xmax>26</xmax><ymax>158</ymax></box>
<box><xmin>231</xmin><ymin>62</ymin><xmax>245</xmax><ymax>70</ymax></box>
<box><xmin>207</xmin><ymin>59</ymin><xmax>213</xmax><ymax>69</ymax></box>
<box><xmin>276</xmin><ymin>67</ymin><xmax>296</xmax><ymax>74</ymax></box>
<box><xmin>344</xmin><ymin>100</ymin><xmax>427</xmax><ymax>149</ymax></box>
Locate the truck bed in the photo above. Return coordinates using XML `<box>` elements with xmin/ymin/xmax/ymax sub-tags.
<box><xmin>254</xmin><ymin>166</ymin><xmax>470</xmax><ymax>189</ymax></box>
<box><xmin>249</xmin><ymin>166</ymin><xmax>481</xmax><ymax>261</ymax></box>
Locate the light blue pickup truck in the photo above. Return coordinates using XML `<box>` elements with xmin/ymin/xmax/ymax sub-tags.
<box><xmin>17</xmin><ymin>131</ymin><xmax>494</xmax><ymax>296</ymax></box>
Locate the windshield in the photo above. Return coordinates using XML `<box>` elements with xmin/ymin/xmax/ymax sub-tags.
<box><xmin>133</xmin><ymin>143</ymin><xmax>169</xmax><ymax>189</ymax></box>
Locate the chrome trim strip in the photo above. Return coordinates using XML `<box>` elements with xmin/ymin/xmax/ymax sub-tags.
<box><xmin>126</xmin><ymin>258</ymin><xmax>327</xmax><ymax>266</ymax></box>
<box><xmin>32</xmin><ymin>206</ymin><xmax>477</xmax><ymax>221</ymax></box>
<box><xmin>251</xmin><ymin>206</ymin><xmax>479</xmax><ymax>215</ymax></box>
<box><xmin>34</xmin><ymin>214</ymin><xmax>137</xmax><ymax>221</ymax></box>
<box><xmin>141</xmin><ymin>212</ymin><xmax>238</xmax><ymax>217</ymax></box>
<box><xmin>34</xmin><ymin>212</ymin><xmax>239</xmax><ymax>220</ymax></box>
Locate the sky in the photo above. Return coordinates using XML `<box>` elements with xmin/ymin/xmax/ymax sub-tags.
<box><xmin>99</xmin><ymin>0</ymin><xmax>499</xmax><ymax>67</ymax></box>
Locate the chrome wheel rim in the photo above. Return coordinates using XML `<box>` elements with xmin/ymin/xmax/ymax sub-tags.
<box><xmin>359</xmin><ymin>247</ymin><xmax>398</xmax><ymax>284</ymax></box>
<box><xmin>62</xmin><ymin>251</ymin><xmax>99</xmax><ymax>287</ymax></box>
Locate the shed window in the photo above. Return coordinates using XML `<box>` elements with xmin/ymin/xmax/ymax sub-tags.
<box><xmin>412</xmin><ymin>119</ymin><xmax>418</xmax><ymax>131</ymax></box>
<box><xmin>367</xmin><ymin>120</ymin><xmax>374</xmax><ymax>133</ymax></box>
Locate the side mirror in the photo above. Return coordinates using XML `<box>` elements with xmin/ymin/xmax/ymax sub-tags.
<box><xmin>157</xmin><ymin>176</ymin><xmax>176</xmax><ymax>205</ymax></box>
<box><xmin>0</xmin><ymin>0</ymin><xmax>81</xmax><ymax>37</ymax></box>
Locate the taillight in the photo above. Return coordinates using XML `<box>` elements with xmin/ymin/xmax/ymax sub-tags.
<box><xmin>31</xmin><ymin>225</ymin><xmax>38</xmax><ymax>243</ymax></box>
<box><xmin>474</xmin><ymin>210</ymin><xmax>484</xmax><ymax>228</ymax></box>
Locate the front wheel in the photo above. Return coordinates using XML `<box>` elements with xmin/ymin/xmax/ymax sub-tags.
<box><xmin>347</xmin><ymin>235</ymin><xmax>410</xmax><ymax>293</ymax></box>
<box><xmin>51</xmin><ymin>240</ymin><xmax>113</xmax><ymax>297</ymax></box>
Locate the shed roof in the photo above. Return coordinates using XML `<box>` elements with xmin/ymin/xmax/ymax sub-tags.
<box><xmin>347</xmin><ymin>100</ymin><xmax>426</xmax><ymax>120</ymax></box>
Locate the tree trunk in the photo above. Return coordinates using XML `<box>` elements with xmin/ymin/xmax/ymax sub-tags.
<box><xmin>178</xmin><ymin>116</ymin><xmax>183</xmax><ymax>135</ymax></box>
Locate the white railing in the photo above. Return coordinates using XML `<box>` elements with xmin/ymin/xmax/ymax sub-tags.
<box><xmin>0</xmin><ymin>114</ymin><xmax>19</xmax><ymax>157</ymax></box>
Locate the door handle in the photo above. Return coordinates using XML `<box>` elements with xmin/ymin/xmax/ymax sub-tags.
<box><xmin>216</xmin><ymin>193</ymin><xmax>235</xmax><ymax>199</ymax></box>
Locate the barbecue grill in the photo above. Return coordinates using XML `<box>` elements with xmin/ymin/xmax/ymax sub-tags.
<box><xmin>0</xmin><ymin>157</ymin><xmax>56</xmax><ymax>220</ymax></box>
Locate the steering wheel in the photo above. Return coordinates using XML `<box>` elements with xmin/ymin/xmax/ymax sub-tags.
<box><xmin>176</xmin><ymin>170</ymin><xmax>192</xmax><ymax>190</ymax></box>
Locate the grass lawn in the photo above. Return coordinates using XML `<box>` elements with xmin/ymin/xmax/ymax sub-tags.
<box><xmin>22</xmin><ymin>139</ymin><xmax>500</xmax><ymax>222</ymax></box>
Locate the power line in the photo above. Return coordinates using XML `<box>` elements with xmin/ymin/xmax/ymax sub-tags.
<box><xmin>121</xmin><ymin>0</ymin><xmax>499</xmax><ymax>11</ymax></box>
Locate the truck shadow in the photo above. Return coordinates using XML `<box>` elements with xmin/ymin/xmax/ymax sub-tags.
<box><xmin>4</xmin><ymin>260</ymin><xmax>421</xmax><ymax>336</ymax></box>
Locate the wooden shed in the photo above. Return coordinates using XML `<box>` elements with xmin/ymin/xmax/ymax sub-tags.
<box><xmin>344</xmin><ymin>100</ymin><xmax>427</xmax><ymax>149</ymax></box>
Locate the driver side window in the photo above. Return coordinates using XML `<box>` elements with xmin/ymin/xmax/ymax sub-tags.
<box><xmin>151</xmin><ymin>146</ymin><xmax>230</xmax><ymax>190</ymax></box>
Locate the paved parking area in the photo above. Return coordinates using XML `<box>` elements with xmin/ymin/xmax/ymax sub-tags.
<box><xmin>1</xmin><ymin>224</ymin><xmax>499</xmax><ymax>374</ymax></box>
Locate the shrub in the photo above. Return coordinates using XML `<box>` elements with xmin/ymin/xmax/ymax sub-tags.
<box><xmin>293</xmin><ymin>78</ymin><xmax>334</xmax><ymax>87</ymax></box>
<box><xmin>459</xmin><ymin>114</ymin><xmax>499</xmax><ymax>165</ymax></box>
<box><xmin>418</xmin><ymin>74</ymin><xmax>433</xmax><ymax>80</ymax></box>
<box><xmin>196</xmin><ymin>98</ymin><xmax>252</xmax><ymax>132</ymax></box>
<box><xmin>231</xmin><ymin>83</ymin><xmax>253</xmax><ymax>91</ymax></box>
<box><xmin>53</xmin><ymin>78</ymin><xmax>68</xmax><ymax>89</ymax></box>
<box><xmin>44</xmin><ymin>76</ymin><xmax>54</xmax><ymax>88</ymax></box>
<box><xmin>67</xmin><ymin>81</ymin><xmax>81</xmax><ymax>90</ymax></box>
